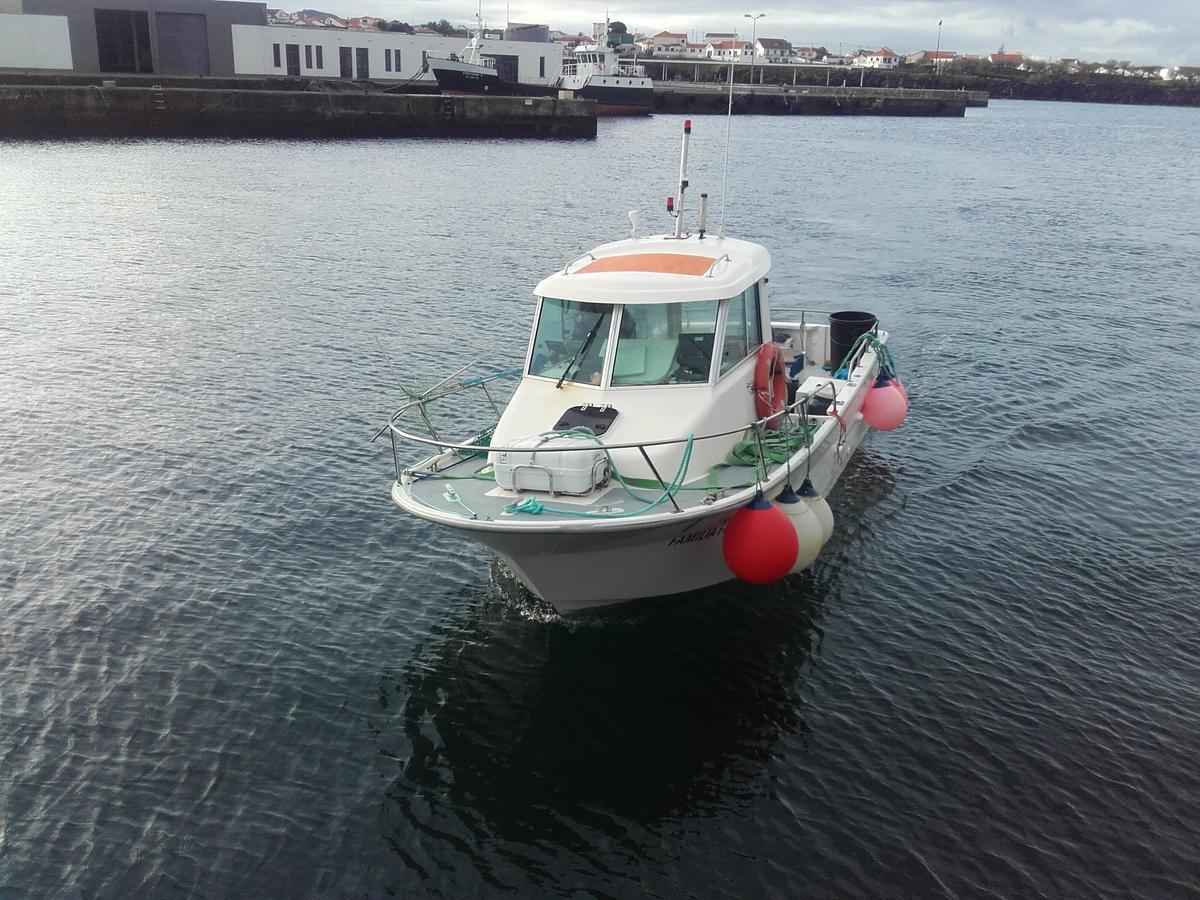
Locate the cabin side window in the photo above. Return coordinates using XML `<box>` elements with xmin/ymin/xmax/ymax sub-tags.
<box><xmin>528</xmin><ymin>298</ymin><xmax>614</xmax><ymax>386</ymax></box>
<box><xmin>719</xmin><ymin>283</ymin><xmax>762</xmax><ymax>375</ymax></box>
<box><xmin>611</xmin><ymin>301</ymin><xmax>720</xmax><ymax>386</ymax></box>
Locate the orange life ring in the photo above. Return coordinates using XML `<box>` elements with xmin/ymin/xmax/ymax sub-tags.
<box><xmin>754</xmin><ymin>342</ymin><xmax>787</xmax><ymax>428</ymax></box>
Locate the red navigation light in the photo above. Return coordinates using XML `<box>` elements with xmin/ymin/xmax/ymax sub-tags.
<box><xmin>666</xmin><ymin>197</ymin><xmax>675</xmax><ymax>212</ymax></box>
<box><xmin>684</xmin><ymin>119</ymin><xmax>692</xmax><ymax>132</ymax></box>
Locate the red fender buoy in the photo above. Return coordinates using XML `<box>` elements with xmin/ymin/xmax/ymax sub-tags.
<box><xmin>722</xmin><ymin>492</ymin><xmax>798</xmax><ymax>584</ymax></box>
<box><xmin>753</xmin><ymin>342</ymin><xmax>787</xmax><ymax>430</ymax></box>
<box><xmin>862</xmin><ymin>375</ymin><xmax>909</xmax><ymax>431</ymax></box>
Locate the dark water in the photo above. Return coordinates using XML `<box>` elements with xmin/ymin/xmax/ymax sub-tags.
<box><xmin>2</xmin><ymin>100</ymin><xmax>1199</xmax><ymax>897</ymax></box>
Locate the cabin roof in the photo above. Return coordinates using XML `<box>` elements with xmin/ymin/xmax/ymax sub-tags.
<box><xmin>534</xmin><ymin>234</ymin><xmax>771</xmax><ymax>304</ymax></box>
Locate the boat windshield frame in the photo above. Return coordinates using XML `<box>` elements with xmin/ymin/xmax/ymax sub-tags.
<box><xmin>524</xmin><ymin>291</ymin><xmax>763</xmax><ymax>389</ymax></box>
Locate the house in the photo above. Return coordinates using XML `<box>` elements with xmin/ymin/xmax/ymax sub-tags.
<box><xmin>682</xmin><ymin>42</ymin><xmax>709</xmax><ymax>59</ymax></box>
<box><xmin>704</xmin><ymin>32</ymin><xmax>738</xmax><ymax>44</ymax></box>
<box><xmin>792</xmin><ymin>46</ymin><xmax>825</xmax><ymax>62</ymax></box>
<box><xmin>754</xmin><ymin>38</ymin><xmax>791</xmax><ymax>63</ymax></box>
<box><xmin>853</xmin><ymin>48</ymin><xmax>898</xmax><ymax>69</ymax></box>
<box><xmin>989</xmin><ymin>50</ymin><xmax>1024</xmax><ymax>66</ymax></box>
<box><xmin>905</xmin><ymin>50</ymin><xmax>956</xmax><ymax>65</ymax></box>
<box><xmin>647</xmin><ymin>31</ymin><xmax>687</xmax><ymax>55</ymax></box>
<box><xmin>822</xmin><ymin>54</ymin><xmax>853</xmax><ymax>66</ymax></box>
<box><xmin>706</xmin><ymin>40</ymin><xmax>753</xmax><ymax>61</ymax></box>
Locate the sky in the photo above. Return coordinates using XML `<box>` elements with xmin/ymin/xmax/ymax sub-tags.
<box><xmin>346</xmin><ymin>0</ymin><xmax>1199</xmax><ymax>65</ymax></box>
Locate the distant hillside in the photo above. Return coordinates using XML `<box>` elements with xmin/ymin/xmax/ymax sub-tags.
<box><xmin>886</xmin><ymin>68</ymin><xmax>1200</xmax><ymax>107</ymax></box>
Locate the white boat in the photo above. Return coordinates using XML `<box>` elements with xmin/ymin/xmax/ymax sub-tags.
<box><xmin>380</xmin><ymin>121</ymin><xmax>906</xmax><ymax>615</ymax></box>
<box><xmin>554</xmin><ymin>40</ymin><xmax>654</xmax><ymax>116</ymax></box>
<box><xmin>429</xmin><ymin>14</ymin><xmax>653</xmax><ymax>115</ymax></box>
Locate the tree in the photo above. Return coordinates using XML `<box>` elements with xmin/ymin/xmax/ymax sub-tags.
<box><xmin>423</xmin><ymin>19</ymin><xmax>454</xmax><ymax>36</ymax></box>
<box><xmin>379</xmin><ymin>20</ymin><xmax>412</xmax><ymax>33</ymax></box>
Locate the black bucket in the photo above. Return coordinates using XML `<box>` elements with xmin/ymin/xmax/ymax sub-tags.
<box><xmin>828</xmin><ymin>311</ymin><xmax>878</xmax><ymax>374</ymax></box>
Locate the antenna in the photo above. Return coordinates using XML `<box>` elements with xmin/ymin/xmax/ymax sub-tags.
<box><xmin>718</xmin><ymin>47</ymin><xmax>736</xmax><ymax>237</ymax></box>
<box><xmin>672</xmin><ymin>119</ymin><xmax>692</xmax><ymax>239</ymax></box>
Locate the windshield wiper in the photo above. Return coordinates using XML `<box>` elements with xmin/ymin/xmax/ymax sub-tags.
<box><xmin>556</xmin><ymin>313</ymin><xmax>606</xmax><ymax>389</ymax></box>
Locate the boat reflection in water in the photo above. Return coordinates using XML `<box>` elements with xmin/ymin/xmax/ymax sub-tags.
<box><xmin>368</xmin><ymin>451</ymin><xmax>898</xmax><ymax>894</ymax></box>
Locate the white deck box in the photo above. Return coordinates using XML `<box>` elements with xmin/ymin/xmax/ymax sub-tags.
<box><xmin>493</xmin><ymin>435</ymin><xmax>610</xmax><ymax>495</ymax></box>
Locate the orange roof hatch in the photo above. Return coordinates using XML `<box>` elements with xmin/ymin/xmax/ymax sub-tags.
<box><xmin>576</xmin><ymin>253</ymin><xmax>718</xmax><ymax>277</ymax></box>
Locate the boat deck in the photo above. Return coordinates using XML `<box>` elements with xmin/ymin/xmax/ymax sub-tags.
<box><xmin>400</xmin><ymin>417</ymin><xmax>830</xmax><ymax>526</ymax></box>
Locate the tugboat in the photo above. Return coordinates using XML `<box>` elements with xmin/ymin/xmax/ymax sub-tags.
<box><xmin>379</xmin><ymin>121</ymin><xmax>908</xmax><ymax>614</ymax></box>
<box><xmin>428</xmin><ymin>14</ymin><xmax>653</xmax><ymax>116</ymax></box>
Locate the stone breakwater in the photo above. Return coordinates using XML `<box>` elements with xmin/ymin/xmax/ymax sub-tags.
<box><xmin>654</xmin><ymin>83</ymin><xmax>977</xmax><ymax>117</ymax></box>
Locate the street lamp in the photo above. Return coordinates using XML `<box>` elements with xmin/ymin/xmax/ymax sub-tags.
<box><xmin>744</xmin><ymin>12</ymin><xmax>765</xmax><ymax>84</ymax></box>
<box><xmin>935</xmin><ymin>19</ymin><xmax>943</xmax><ymax>75</ymax></box>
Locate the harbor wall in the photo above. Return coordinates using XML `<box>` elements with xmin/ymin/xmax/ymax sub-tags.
<box><xmin>0</xmin><ymin>84</ymin><xmax>597</xmax><ymax>138</ymax></box>
<box><xmin>655</xmin><ymin>83</ymin><xmax>971</xmax><ymax>117</ymax></box>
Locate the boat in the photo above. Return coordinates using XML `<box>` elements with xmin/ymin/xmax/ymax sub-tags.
<box><xmin>428</xmin><ymin>17</ymin><xmax>654</xmax><ymax>116</ymax></box>
<box><xmin>379</xmin><ymin>121</ymin><xmax>908</xmax><ymax>615</ymax></box>
<box><xmin>553</xmin><ymin>40</ymin><xmax>654</xmax><ymax>116</ymax></box>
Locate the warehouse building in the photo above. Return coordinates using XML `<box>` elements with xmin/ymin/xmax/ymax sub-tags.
<box><xmin>0</xmin><ymin>0</ymin><xmax>266</xmax><ymax>75</ymax></box>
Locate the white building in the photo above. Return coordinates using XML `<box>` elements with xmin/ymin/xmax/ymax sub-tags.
<box><xmin>1160</xmin><ymin>65</ymin><xmax>1200</xmax><ymax>82</ymax></box>
<box><xmin>754</xmin><ymin>38</ymin><xmax>791</xmax><ymax>62</ymax></box>
<box><xmin>231</xmin><ymin>25</ymin><xmax>564</xmax><ymax>84</ymax></box>
<box><xmin>706</xmin><ymin>40</ymin><xmax>753</xmax><ymax>61</ymax></box>
<box><xmin>853</xmin><ymin>48</ymin><xmax>899</xmax><ymax>69</ymax></box>
<box><xmin>792</xmin><ymin>46</ymin><xmax>824</xmax><ymax>62</ymax></box>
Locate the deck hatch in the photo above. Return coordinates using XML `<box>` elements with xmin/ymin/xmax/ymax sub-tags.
<box><xmin>576</xmin><ymin>254</ymin><xmax>718</xmax><ymax>276</ymax></box>
<box><xmin>553</xmin><ymin>405</ymin><xmax>619</xmax><ymax>436</ymax></box>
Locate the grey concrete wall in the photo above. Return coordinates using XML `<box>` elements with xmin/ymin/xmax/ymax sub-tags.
<box><xmin>0</xmin><ymin>84</ymin><xmax>598</xmax><ymax>137</ymax></box>
<box><xmin>20</xmin><ymin>0</ymin><xmax>267</xmax><ymax>76</ymax></box>
<box><xmin>0</xmin><ymin>0</ymin><xmax>25</xmax><ymax>14</ymax></box>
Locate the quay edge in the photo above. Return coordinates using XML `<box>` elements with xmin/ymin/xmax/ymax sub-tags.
<box><xmin>0</xmin><ymin>84</ymin><xmax>597</xmax><ymax>139</ymax></box>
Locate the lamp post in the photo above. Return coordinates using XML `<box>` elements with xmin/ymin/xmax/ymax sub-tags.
<box><xmin>744</xmin><ymin>12</ymin><xmax>765</xmax><ymax>85</ymax></box>
<box><xmin>935</xmin><ymin>19</ymin><xmax>943</xmax><ymax>75</ymax></box>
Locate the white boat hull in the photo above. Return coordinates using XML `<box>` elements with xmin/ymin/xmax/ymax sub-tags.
<box><xmin>393</xmin><ymin>412</ymin><xmax>870</xmax><ymax>614</ymax></box>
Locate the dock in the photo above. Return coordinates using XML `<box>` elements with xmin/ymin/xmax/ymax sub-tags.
<box><xmin>655</xmin><ymin>82</ymin><xmax>984</xmax><ymax>117</ymax></box>
<box><xmin>0</xmin><ymin>81</ymin><xmax>596</xmax><ymax>139</ymax></box>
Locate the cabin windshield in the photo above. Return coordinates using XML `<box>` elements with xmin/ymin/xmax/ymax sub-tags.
<box><xmin>612</xmin><ymin>301</ymin><xmax>720</xmax><ymax>385</ymax></box>
<box><xmin>528</xmin><ymin>298</ymin><xmax>614</xmax><ymax>386</ymax></box>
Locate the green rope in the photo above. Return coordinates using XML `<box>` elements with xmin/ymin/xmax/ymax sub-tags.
<box><xmin>835</xmin><ymin>331</ymin><xmax>899</xmax><ymax>381</ymax></box>
<box><xmin>724</xmin><ymin>421</ymin><xmax>821</xmax><ymax>480</ymax></box>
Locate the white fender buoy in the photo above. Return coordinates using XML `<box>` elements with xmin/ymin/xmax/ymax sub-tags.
<box><xmin>773</xmin><ymin>485</ymin><xmax>825</xmax><ymax>573</ymax></box>
<box><xmin>797</xmin><ymin>478</ymin><xmax>834</xmax><ymax>544</ymax></box>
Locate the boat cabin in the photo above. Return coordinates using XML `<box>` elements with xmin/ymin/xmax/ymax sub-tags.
<box><xmin>491</xmin><ymin>234</ymin><xmax>778</xmax><ymax>480</ymax></box>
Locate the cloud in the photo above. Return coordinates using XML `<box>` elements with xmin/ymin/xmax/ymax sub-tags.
<box><xmin>351</xmin><ymin>0</ymin><xmax>1198</xmax><ymax>64</ymax></box>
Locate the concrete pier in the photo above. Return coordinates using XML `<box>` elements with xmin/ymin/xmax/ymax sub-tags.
<box><xmin>0</xmin><ymin>83</ymin><xmax>596</xmax><ymax>139</ymax></box>
<box><xmin>655</xmin><ymin>82</ymin><xmax>980</xmax><ymax>117</ymax></box>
